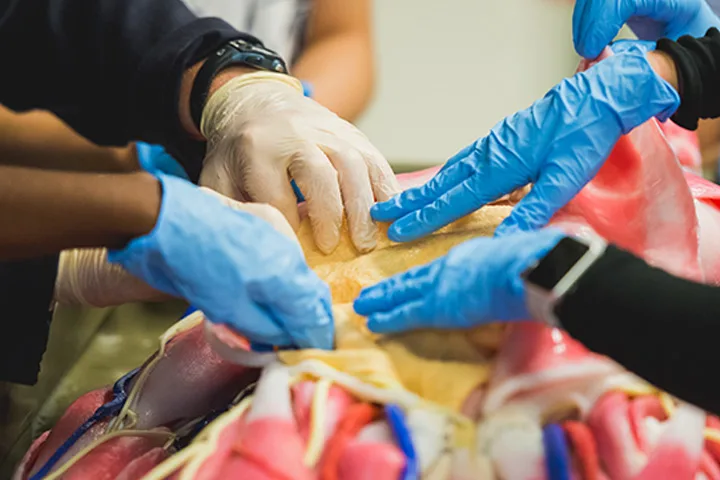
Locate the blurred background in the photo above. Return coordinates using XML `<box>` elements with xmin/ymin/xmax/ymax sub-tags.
<box><xmin>0</xmin><ymin>0</ymin><xmax>699</xmax><ymax>476</ymax></box>
<box><xmin>358</xmin><ymin>0</ymin><xmax>578</xmax><ymax>170</ymax></box>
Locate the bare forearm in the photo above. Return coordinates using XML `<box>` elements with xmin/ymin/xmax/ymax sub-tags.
<box><xmin>291</xmin><ymin>33</ymin><xmax>374</xmax><ymax>121</ymax></box>
<box><xmin>646</xmin><ymin>50</ymin><xmax>679</xmax><ymax>91</ymax></box>
<box><xmin>0</xmin><ymin>107</ymin><xmax>138</xmax><ymax>172</ymax></box>
<box><xmin>292</xmin><ymin>34</ymin><xmax>374</xmax><ymax>121</ymax></box>
<box><xmin>292</xmin><ymin>0</ymin><xmax>374</xmax><ymax>122</ymax></box>
<box><xmin>0</xmin><ymin>166</ymin><xmax>160</xmax><ymax>259</ymax></box>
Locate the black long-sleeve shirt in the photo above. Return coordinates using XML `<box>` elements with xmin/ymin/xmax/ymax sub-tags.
<box><xmin>551</xmin><ymin>29</ymin><xmax>720</xmax><ymax>415</ymax></box>
<box><xmin>557</xmin><ymin>247</ymin><xmax>720</xmax><ymax>415</ymax></box>
<box><xmin>0</xmin><ymin>0</ymin><xmax>258</xmax><ymax>384</ymax></box>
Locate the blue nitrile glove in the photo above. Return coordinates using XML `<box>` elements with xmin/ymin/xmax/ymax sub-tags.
<box><xmin>136</xmin><ymin>142</ymin><xmax>190</xmax><ymax>180</ymax></box>
<box><xmin>609</xmin><ymin>38</ymin><xmax>657</xmax><ymax>54</ymax></box>
<box><xmin>370</xmin><ymin>47</ymin><xmax>680</xmax><ymax>241</ymax></box>
<box><xmin>108</xmin><ymin>173</ymin><xmax>333</xmax><ymax>349</ymax></box>
<box><xmin>573</xmin><ymin>0</ymin><xmax>720</xmax><ymax>59</ymax></box>
<box><xmin>353</xmin><ymin>229</ymin><xmax>565</xmax><ymax>334</ymax></box>
<box><xmin>301</xmin><ymin>81</ymin><xmax>314</xmax><ymax>98</ymax></box>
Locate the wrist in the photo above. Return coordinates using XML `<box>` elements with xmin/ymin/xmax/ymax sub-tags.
<box><xmin>114</xmin><ymin>172</ymin><xmax>163</xmax><ymax>244</ymax></box>
<box><xmin>647</xmin><ymin>51</ymin><xmax>680</xmax><ymax>91</ymax></box>
<box><xmin>521</xmin><ymin>233</ymin><xmax>606</xmax><ymax>326</ymax></box>
<box><xmin>182</xmin><ymin>39</ymin><xmax>290</xmax><ymax>138</ymax></box>
<box><xmin>179</xmin><ymin>61</ymin><xmax>255</xmax><ymax>140</ymax></box>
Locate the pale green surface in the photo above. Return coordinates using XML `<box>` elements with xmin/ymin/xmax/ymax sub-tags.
<box><xmin>0</xmin><ymin>301</ymin><xmax>186</xmax><ymax>478</ymax></box>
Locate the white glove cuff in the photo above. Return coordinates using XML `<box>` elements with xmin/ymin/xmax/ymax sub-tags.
<box><xmin>55</xmin><ymin>249</ymin><xmax>168</xmax><ymax>307</ymax></box>
<box><xmin>200</xmin><ymin>71</ymin><xmax>303</xmax><ymax>138</ymax></box>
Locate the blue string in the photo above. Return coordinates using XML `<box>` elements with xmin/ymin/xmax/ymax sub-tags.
<box><xmin>291</xmin><ymin>179</ymin><xmax>305</xmax><ymax>202</ymax></box>
<box><xmin>384</xmin><ymin>404</ymin><xmax>419</xmax><ymax>480</ymax></box>
<box><xmin>29</xmin><ymin>368</ymin><xmax>139</xmax><ymax>480</ymax></box>
<box><xmin>542</xmin><ymin>423</ymin><xmax>570</xmax><ymax>480</ymax></box>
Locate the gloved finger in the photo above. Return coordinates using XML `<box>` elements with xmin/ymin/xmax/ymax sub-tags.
<box><xmin>291</xmin><ymin>144</ymin><xmax>344</xmax><ymax>254</ymax></box>
<box><xmin>243</xmin><ymin>159</ymin><xmax>302</xmax><ymax>232</ymax></box>
<box><xmin>137</xmin><ymin>143</ymin><xmax>190</xmax><ymax>180</ymax></box>
<box><xmin>213</xmin><ymin>301</ymin><xmax>295</xmax><ymax>347</ymax></box>
<box><xmin>198</xmin><ymin>187</ymin><xmax>300</xmax><ymax>243</ymax></box>
<box><xmin>354</xmin><ymin>263</ymin><xmax>436</xmax><ymax>315</ymax></box>
<box><xmin>370</xmin><ymin>152</ymin><xmax>479</xmax><ymax>223</ymax></box>
<box><xmin>324</xmin><ymin>145</ymin><xmax>378</xmax><ymax>252</ymax></box>
<box><xmin>387</xmin><ymin>163</ymin><xmax>522</xmax><ymax>242</ymax></box>
<box><xmin>271</xmin><ymin>296</ymin><xmax>334</xmax><ymax>350</ymax></box>
<box><xmin>610</xmin><ymin>39</ymin><xmax>657</xmax><ymax>55</ymax></box>
<box><xmin>251</xmin><ymin>274</ymin><xmax>335</xmax><ymax>350</ymax></box>
<box><xmin>366</xmin><ymin>299</ymin><xmax>431</xmax><ymax>335</ymax></box>
<box><xmin>247</xmin><ymin>328</ymin><xmax>295</xmax><ymax>347</ymax></box>
<box><xmin>198</xmin><ymin>152</ymin><xmax>246</xmax><ymax>202</ymax></box>
<box><xmin>495</xmin><ymin>162</ymin><xmax>587</xmax><ymax>236</ymax></box>
<box><xmin>572</xmin><ymin>0</ymin><xmax>627</xmax><ymax>59</ymax></box>
<box><xmin>438</xmin><ymin>144</ymin><xmax>475</xmax><ymax>174</ymax></box>
<box><xmin>363</xmin><ymin>145</ymin><xmax>402</xmax><ymax>202</ymax></box>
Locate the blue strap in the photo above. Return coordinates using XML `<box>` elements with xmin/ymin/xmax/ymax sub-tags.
<box><xmin>29</xmin><ymin>368</ymin><xmax>139</xmax><ymax>480</ymax></box>
<box><xmin>384</xmin><ymin>404</ymin><xmax>419</xmax><ymax>480</ymax></box>
<box><xmin>542</xmin><ymin>423</ymin><xmax>571</xmax><ymax>480</ymax></box>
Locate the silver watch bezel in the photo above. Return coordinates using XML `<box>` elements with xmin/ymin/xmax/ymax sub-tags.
<box><xmin>524</xmin><ymin>235</ymin><xmax>607</xmax><ymax>327</ymax></box>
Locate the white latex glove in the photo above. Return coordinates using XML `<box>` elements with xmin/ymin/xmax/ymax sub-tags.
<box><xmin>54</xmin><ymin>188</ymin><xmax>297</xmax><ymax>307</ymax></box>
<box><xmin>198</xmin><ymin>71</ymin><xmax>400</xmax><ymax>254</ymax></box>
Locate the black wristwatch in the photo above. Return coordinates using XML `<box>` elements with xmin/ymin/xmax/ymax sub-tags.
<box><xmin>521</xmin><ymin>235</ymin><xmax>607</xmax><ymax>327</ymax></box>
<box><xmin>190</xmin><ymin>38</ymin><xmax>289</xmax><ymax>131</ymax></box>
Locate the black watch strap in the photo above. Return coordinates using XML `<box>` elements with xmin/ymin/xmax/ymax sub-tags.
<box><xmin>522</xmin><ymin>235</ymin><xmax>607</xmax><ymax>326</ymax></box>
<box><xmin>190</xmin><ymin>39</ymin><xmax>289</xmax><ymax>133</ymax></box>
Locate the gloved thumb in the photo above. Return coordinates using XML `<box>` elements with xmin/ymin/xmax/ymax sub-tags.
<box><xmin>135</xmin><ymin>142</ymin><xmax>189</xmax><ymax>180</ymax></box>
<box><xmin>495</xmin><ymin>169</ymin><xmax>585</xmax><ymax>237</ymax></box>
<box><xmin>198</xmin><ymin>187</ymin><xmax>299</xmax><ymax>244</ymax></box>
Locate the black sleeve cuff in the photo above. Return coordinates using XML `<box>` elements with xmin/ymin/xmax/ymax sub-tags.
<box><xmin>656</xmin><ymin>27</ymin><xmax>720</xmax><ymax>130</ymax></box>
<box><xmin>0</xmin><ymin>255</ymin><xmax>59</xmax><ymax>385</ymax></box>
<box><xmin>556</xmin><ymin>246</ymin><xmax>720</xmax><ymax>415</ymax></box>
<box><xmin>130</xmin><ymin>18</ymin><xmax>259</xmax><ymax>182</ymax></box>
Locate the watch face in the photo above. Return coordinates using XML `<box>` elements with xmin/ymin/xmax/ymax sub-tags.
<box><xmin>522</xmin><ymin>237</ymin><xmax>590</xmax><ymax>290</ymax></box>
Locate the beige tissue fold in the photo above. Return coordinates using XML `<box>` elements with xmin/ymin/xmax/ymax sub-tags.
<box><xmin>281</xmin><ymin>205</ymin><xmax>513</xmax><ymax>412</ymax></box>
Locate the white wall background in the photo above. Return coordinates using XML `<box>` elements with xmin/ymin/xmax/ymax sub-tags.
<box><xmin>357</xmin><ymin>0</ymin><xmax>578</xmax><ymax>169</ymax></box>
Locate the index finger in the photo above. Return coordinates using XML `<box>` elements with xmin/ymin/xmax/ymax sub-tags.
<box><xmin>385</xmin><ymin>160</ymin><xmax>525</xmax><ymax>242</ymax></box>
<box><xmin>370</xmin><ymin>148</ymin><xmax>481</xmax><ymax>223</ymax></box>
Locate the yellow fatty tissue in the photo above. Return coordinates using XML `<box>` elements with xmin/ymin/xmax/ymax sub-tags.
<box><xmin>280</xmin><ymin>205</ymin><xmax>511</xmax><ymax>413</ymax></box>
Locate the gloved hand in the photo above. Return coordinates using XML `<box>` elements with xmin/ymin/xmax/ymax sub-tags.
<box><xmin>55</xmin><ymin>188</ymin><xmax>296</xmax><ymax>308</ymax></box>
<box><xmin>135</xmin><ymin>142</ymin><xmax>190</xmax><ymax>180</ymax></box>
<box><xmin>573</xmin><ymin>0</ymin><xmax>720</xmax><ymax>59</ymax></box>
<box><xmin>198</xmin><ymin>71</ymin><xmax>400</xmax><ymax>255</ymax></box>
<box><xmin>371</xmin><ymin>47</ymin><xmax>680</xmax><ymax>241</ymax></box>
<box><xmin>107</xmin><ymin>174</ymin><xmax>333</xmax><ymax>349</ymax></box>
<box><xmin>353</xmin><ymin>229</ymin><xmax>565</xmax><ymax>333</ymax></box>
<box><xmin>55</xmin><ymin>187</ymin><xmax>296</xmax><ymax>308</ymax></box>
<box><xmin>608</xmin><ymin>39</ymin><xmax>657</xmax><ymax>54</ymax></box>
